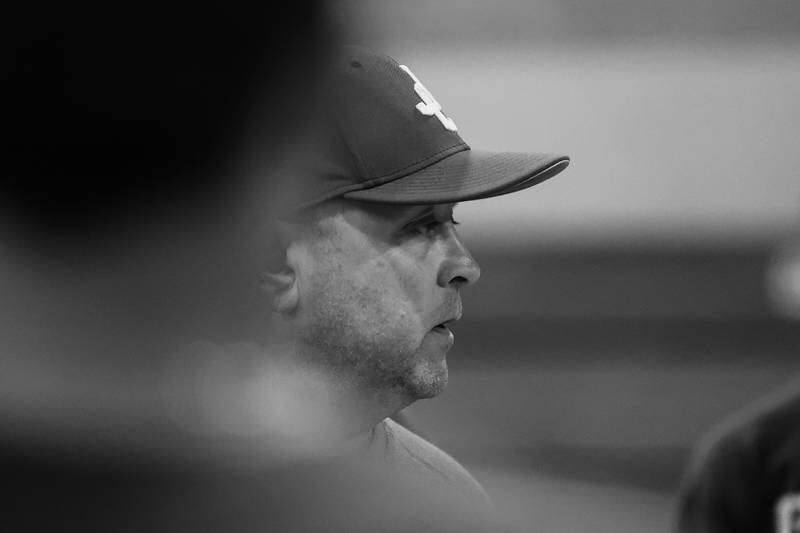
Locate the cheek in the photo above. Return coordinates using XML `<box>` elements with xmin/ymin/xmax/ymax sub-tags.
<box><xmin>353</xmin><ymin>254</ymin><xmax>432</xmax><ymax>324</ymax></box>
<box><xmin>330</xmin><ymin>260</ymin><xmax>421</xmax><ymax>326</ymax></box>
<box><xmin>301</xmin><ymin>250</ymin><xmax>430</xmax><ymax>353</ymax></box>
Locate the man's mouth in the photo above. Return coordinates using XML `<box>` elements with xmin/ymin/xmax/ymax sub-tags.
<box><xmin>432</xmin><ymin>317</ymin><xmax>458</xmax><ymax>332</ymax></box>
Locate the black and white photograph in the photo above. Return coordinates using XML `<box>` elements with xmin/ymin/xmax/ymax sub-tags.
<box><xmin>4</xmin><ymin>2</ymin><xmax>800</xmax><ymax>532</ymax></box>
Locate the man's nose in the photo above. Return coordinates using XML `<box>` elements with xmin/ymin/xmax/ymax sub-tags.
<box><xmin>437</xmin><ymin>229</ymin><xmax>481</xmax><ymax>289</ymax></box>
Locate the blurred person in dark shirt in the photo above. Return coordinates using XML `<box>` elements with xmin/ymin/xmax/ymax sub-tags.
<box><xmin>676</xmin><ymin>230</ymin><xmax>800</xmax><ymax>533</ymax></box>
<box><xmin>676</xmin><ymin>379</ymin><xmax>800</xmax><ymax>533</ymax></box>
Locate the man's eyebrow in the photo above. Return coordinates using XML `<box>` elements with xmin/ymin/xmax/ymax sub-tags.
<box><xmin>398</xmin><ymin>205</ymin><xmax>457</xmax><ymax>229</ymax></box>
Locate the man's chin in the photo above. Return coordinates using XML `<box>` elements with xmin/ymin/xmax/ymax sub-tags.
<box><xmin>405</xmin><ymin>362</ymin><xmax>448</xmax><ymax>399</ymax></box>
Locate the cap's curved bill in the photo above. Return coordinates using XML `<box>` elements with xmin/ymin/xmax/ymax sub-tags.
<box><xmin>344</xmin><ymin>150</ymin><xmax>570</xmax><ymax>204</ymax></box>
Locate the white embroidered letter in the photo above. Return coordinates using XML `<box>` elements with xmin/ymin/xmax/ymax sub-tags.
<box><xmin>399</xmin><ymin>65</ymin><xmax>458</xmax><ymax>132</ymax></box>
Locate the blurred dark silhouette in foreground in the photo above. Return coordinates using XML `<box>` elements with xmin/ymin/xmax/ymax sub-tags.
<box><xmin>0</xmin><ymin>5</ymin><xmax>376</xmax><ymax>532</ymax></box>
<box><xmin>3</xmin><ymin>4</ymin><xmax>330</xmax><ymax>250</ymax></box>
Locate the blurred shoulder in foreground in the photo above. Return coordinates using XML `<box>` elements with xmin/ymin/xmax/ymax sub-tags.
<box><xmin>676</xmin><ymin>377</ymin><xmax>800</xmax><ymax>533</ymax></box>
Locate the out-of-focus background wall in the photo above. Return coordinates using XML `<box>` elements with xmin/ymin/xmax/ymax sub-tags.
<box><xmin>337</xmin><ymin>1</ymin><xmax>800</xmax><ymax>531</ymax></box>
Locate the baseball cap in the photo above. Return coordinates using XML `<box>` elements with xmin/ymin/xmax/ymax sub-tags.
<box><xmin>279</xmin><ymin>46</ymin><xmax>569</xmax><ymax>215</ymax></box>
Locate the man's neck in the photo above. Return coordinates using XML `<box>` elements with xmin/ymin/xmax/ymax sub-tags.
<box><xmin>263</xmin><ymin>333</ymin><xmax>409</xmax><ymax>450</ymax></box>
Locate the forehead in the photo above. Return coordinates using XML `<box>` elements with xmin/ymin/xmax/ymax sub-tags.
<box><xmin>287</xmin><ymin>199</ymin><xmax>457</xmax><ymax>242</ymax></box>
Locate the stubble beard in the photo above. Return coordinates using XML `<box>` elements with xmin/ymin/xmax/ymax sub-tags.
<box><xmin>300</xmin><ymin>301</ymin><xmax>447</xmax><ymax>405</ymax></box>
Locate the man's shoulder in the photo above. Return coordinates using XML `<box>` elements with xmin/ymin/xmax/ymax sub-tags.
<box><xmin>700</xmin><ymin>381</ymin><xmax>800</xmax><ymax>465</ymax></box>
<box><xmin>380</xmin><ymin>418</ymin><xmax>492</xmax><ymax>506</ymax></box>
<box><xmin>383</xmin><ymin>418</ymin><xmax>471</xmax><ymax>476</ymax></box>
<box><xmin>676</xmin><ymin>382</ymin><xmax>800</xmax><ymax>533</ymax></box>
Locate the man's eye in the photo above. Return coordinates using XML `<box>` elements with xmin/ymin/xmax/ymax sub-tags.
<box><xmin>412</xmin><ymin>216</ymin><xmax>458</xmax><ymax>234</ymax></box>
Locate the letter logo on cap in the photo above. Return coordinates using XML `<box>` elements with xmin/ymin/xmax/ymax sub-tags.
<box><xmin>399</xmin><ymin>65</ymin><xmax>458</xmax><ymax>132</ymax></box>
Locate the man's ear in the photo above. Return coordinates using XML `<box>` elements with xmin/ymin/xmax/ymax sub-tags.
<box><xmin>261</xmin><ymin>267</ymin><xmax>298</xmax><ymax>315</ymax></box>
<box><xmin>261</xmin><ymin>224</ymin><xmax>300</xmax><ymax>316</ymax></box>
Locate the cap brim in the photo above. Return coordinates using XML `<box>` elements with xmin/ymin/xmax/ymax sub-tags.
<box><xmin>343</xmin><ymin>150</ymin><xmax>569</xmax><ymax>204</ymax></box>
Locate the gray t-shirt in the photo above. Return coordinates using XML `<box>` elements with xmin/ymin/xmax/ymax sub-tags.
<box><xmin>355</xmin><ymin>417</ymin><xmax>496</xmax><ymax>531</ymax></box>
<box><xmin>253</xmin><ymin>417</ymin><xmax>498</xmax><ymax>532</ymax></box>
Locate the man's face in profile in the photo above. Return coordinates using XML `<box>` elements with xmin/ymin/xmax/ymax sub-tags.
<box><xmin>287</xmin><ymin>199</ymin><xmax>480</xmax><ymax>400</ymax></box>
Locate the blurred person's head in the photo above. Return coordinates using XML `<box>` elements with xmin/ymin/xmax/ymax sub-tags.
<box><xmin>0</xmin><ymin>2</ymin><xmax>342</xmax><ymax>459</ymax></box>
<box><xmin>1</xmin><ymin>3</ymin><xmax>338</xmax><ymax>345</ymax></box>
<box><xmin>261</xmin><ymin>47</ymin><xmax>569</xmax><ymax>437</ymax></box>
<box><xmin>767</xmin><ymin>224</ymin><xmax>800</xmax><ymax>321</ymax></box>
<box><xmin>2</xmin><ymin>3</ymin><xmax>334</xmax><ymax>252</ymax></box>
